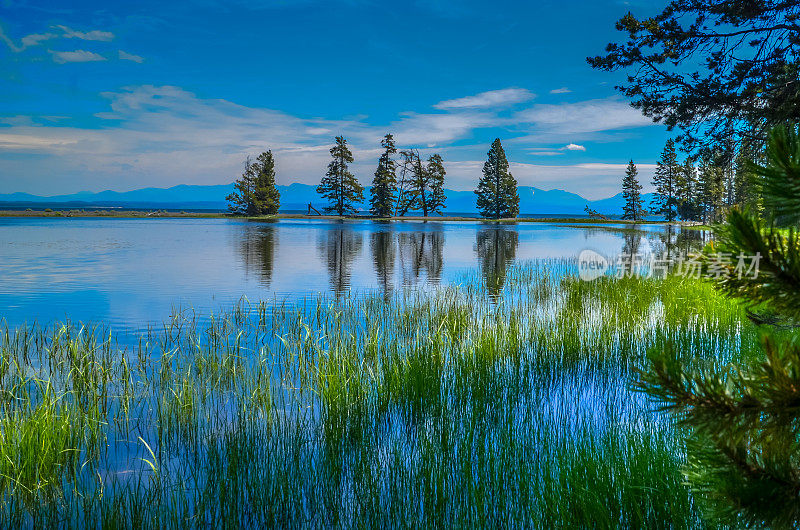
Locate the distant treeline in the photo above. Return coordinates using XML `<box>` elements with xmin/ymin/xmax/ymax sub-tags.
<box><xmin>226</xmin><ymin>136</ymin><xmax>520</xmax><ymax>219</ymax></box>
<box><xmin>621</xmin><ymin>139</ymin><xmax>757</xmax><ymax>223</ymax></box>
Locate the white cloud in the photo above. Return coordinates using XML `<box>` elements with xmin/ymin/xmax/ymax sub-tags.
<box><xmin>550</xmin><ymin>87</ymin><xmax>571</xmax><ymax>94</ymax></box>
<box><xmin>434</xmin><ymin>88</ymin><xmax>534</xmax><ymax>110</ymax></box>
<box><xmin>562</xmin><ymin>143</ymin><xmax>585</xmax><ymax>151</ymax></box>
<box><xmin>119</xmin><ymin>50</ymin><xmax>144</xmax><ymax>63</ymax></box>
<box><xmin>49</xmin><ymin>50</ymin><xmax>106</xmax><ymax>64</ymax></box>
<box><xmin>55</xmin><ymin>25</ymin><xmax>114</xmax><ymax>42</ymax></box>
<box><xmin>20</xmin><ymin>32</ymin><xmax>57</xmax><ymax>48</ymax></box>
<box><xmin>0</xmin><ymin>24</ymin><xmax>113</xmax><ymax>53</ymax></box>
<box><xmin>0</xmin><ymin>27</ymin><xmax>57</xmax><ymax>52</ymax></box>
<box><xmin>515</xmin><ymin>98</ymin><xmax>653</xmax><ymax>134</ymax></box>
<box><xmin>0</xmin><ymin>86</ymin><xmax>660</xmax><ymax>199</ymax></box>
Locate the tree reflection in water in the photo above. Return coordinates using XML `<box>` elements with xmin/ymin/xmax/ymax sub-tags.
<box><xmin>237</xmin><ymin>223</ymin><xmax>278</xmax><ymax>287</ymax></box>
<box><xmin>475</xmin><ymin>225</ymin><xmax>519</xmax><ymax>299</ymax></box>
<box><xmin>317</xmin><ymin>223</ymin><xmax>364</xmax><ymax>297</ymax></box>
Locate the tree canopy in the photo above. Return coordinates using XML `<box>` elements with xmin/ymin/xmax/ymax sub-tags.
<box><xmin>588</xmin><ymin>1</ymin><xmax>800</xmax><ymax>152</ymax></box>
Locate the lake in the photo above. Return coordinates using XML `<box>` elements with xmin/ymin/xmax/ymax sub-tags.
<box><xmin>0</xmin><ymin>217</ymin><xmax>700</xmax><ymax>332</ymax></box>
<box><xmin>0</xmin><ymin>216</ymin><xmax>731</xmax><ymax>527</ymax></box>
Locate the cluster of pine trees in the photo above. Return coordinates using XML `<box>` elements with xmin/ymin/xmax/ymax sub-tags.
<box><xmin>364</xmin><ymin>134</ymin><xmax>448</xmax><ymax>218</ymax></box>
<box><xmin>226</xmin><ymin>151</ymin><xmax>281</xmax><ymax>216</ymax></box>
<box><xmin>622</xmin><ymin>139</ymin><xmax>757</xmax><ymax>223</ymax></box>
<box><xmin>228</xmin><ymin>136</ymin><xmax>522</xmax><ymax>219</ymax></box>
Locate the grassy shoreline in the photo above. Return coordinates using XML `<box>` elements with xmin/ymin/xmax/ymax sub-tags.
<box><xmin>0</xmin><ymin>265</ymin><xmax>753</xmax><ymax>527</ymax></box>
<box><xmin>0</xmin><ymin>209</ymin><xmax>684</xmax><ymax>225</ymax></box>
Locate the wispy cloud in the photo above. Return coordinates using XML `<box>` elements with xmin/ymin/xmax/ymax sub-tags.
<box><xmin>0</xmin><ymin>23</ymin><xmax>113</xmax><ymax>53</ymax></box>
<box><xmin>49</xmin><ymin>50</ymin><xmax>106</xmax><ymax>64</ymax></box>
<box><xmin>0</xmin><ymin>86</ymin><xmax>656</xmax><ymax>198</ymax></box>
<box><xmin>549</xmin><ymin>87</ymin><xmax>571</xmax><ymax>94</ymax></box>
<box><xmin>118</xmin><ymin>50</ymin><xmax>144</xmax><ymax>63</ymax></box>
<box><xmin>515</xmin><ymin>98</ymin><xmax>652</xmax><ymax>135</ymax></box>
<box><xmin>434</xmin><ymin>88</ymin><xmax>535</xmax><ymax>110</ymax></box>
<box><xmin>0</xmin><ymin>26</ymin><xmax>57</xmax><ymax>52</ymax></box>
<box><xmin>55</xmin><ymin>25</ymin><xmax>114</xmax><ymax>41</ymax></box>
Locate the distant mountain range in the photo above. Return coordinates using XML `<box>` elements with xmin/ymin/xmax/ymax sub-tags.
<box><xmin>0</xmin><ymin>183</ymin><xmax>655</xmax><ymax>216</ymax></box>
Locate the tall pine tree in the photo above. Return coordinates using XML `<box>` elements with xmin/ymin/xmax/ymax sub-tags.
<box><xmin>369</xmin><ymin>134</ymin><xmax>397</xmax><ymax>218</ymax></box>
<box><xmin>251</xmin><ymin>151</ymin><xmax>280</xmax><ymax>215</ymax></box>
<box><xmin>425</xmin><ymin>154</ymin><xmax>447</xmax><ymax>215</ymax></box>
<box><xmin>395</xmin><ymin>150</ymin><xmax>447</xmax><ymax>217</ymax></box>
<box><xmin>698</xmin><ymin>154</ymin><xmax>725</xmax><ymax>223</ymax></box>
<box><xmin>227</xmin><ymin>156</ymin><xmax>256</xmax><ymax>215</ymax></box>
<box><xmin>650</xmin><ymin>139</ymin><xmax>680</xmax><ymax>221</ymax></box>
<box><xmin>226</xmin><ymin>151</ymin><xmax>281</xmax><ymax>215</ymax></box>
<box><xmin>621</xmin><ymin>160</ymin><xmax>643</xmax><ymax>221</ymax></box>
<box><xmin>475</xmin><ymin>139</ymin><xmax>519</xmax><ymax>219</ymax></box>
<box><xmin>317</xmin><ymin>136</ymin><xmax>363</xmax><ymax>216</ymax></box>
<box><xmin>675</xmin><ymin>158</ymin><xmax>700</xmax><ymax>221</ymax></box>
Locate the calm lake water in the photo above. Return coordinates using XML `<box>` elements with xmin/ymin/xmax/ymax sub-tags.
<box><xmin>0</xmin><ymin>217</ymin><xmax>697</xmax><ymax>332</ymax></box>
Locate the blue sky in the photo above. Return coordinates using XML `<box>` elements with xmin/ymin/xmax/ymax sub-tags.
<box><xmin>0</xmin><ymin>0</ymin><xmax>671</xmax><ymax>199</ymax></box>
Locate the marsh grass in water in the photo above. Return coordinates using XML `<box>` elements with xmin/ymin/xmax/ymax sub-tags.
<box><xmin>0</xmin><ymin>262</ymin><xmax>761</xmax><ymax>527</ymax></box>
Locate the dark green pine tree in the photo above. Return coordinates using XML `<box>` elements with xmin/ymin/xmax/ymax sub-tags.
<box><xmin>425</xmin><ymin>154</ymin><xmax>447</xmax><ymax>215</ymax></box>
<box><xmin>251</xmin><ymin>150</ymin><xmax>280</xmax><ymax>215</ymax></box>
<box><xmin>650</xmin><ymin>139</ymin><xmax>680</xmax><ymax>221</ymax></box>
<box><xmin>675</xmin><ymin>158</ymin><xmax>701</xmax><ymax>221</ymax></box>
<box><xmin>635</xmin><ymin>126</ymin><xmax>800</xmax><ymax>527</ymax></box>
<box><xmin>227</xmin><ymin>156</ymin><xmax>257</xmax><ymax>215</ymax></box>
<box><xmin>698</xmin><ymin>154</ymin><xmax>725</xmax><ymax>224</ymax></box>
<box><xmin>396</xmin><ymin>150</ymin><xmax>447</xmax><ymax>217</ymax></box>
<box><xmin>475</xmin><ymin>139</ymin><xmax>519</xmax><ymax>219</ymax></box>
<box><xmin>621</xmin><ymin>160</ymin><xmax>643</xmax><ymax>221</ymax></box>
<box><xmin>370</xmin><ymin>134</ymin><xmax>397</xmax><ymax>218</ymax></box>
<box><xmin>317</xmin><ymin>136</ymin><xmax>364</xmax><ymax>216</ymax></box>
<box><xmin>226</xmin><ymin>152</ymin><xmax>281</xmax><ymax>215</ymax></box>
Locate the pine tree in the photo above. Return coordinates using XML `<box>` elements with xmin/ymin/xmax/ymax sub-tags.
<box><xmin>251</xmin><ymin>150</ymin><xmax>280</xmax><ymax>215</ymax></box>
<box><xmin>226</xmin><ymin>152</ymin><xmax>281</xmax><ymax>215</ymax></box>
<box><xmin>317</xmin><ymin>136</ymin><xmax>364</xmax><ymax>216</ymax></box>
<box><xmin>395</xmin><ymin>150</ymin><xmax>447</xmax><ymax>217</ymax></box>
<box><xmin>425</xmin><ymin>154</ymin><xmax>447</xmax><ymax>215</ymax></box>
<box><xmin>698</xmin><ymin>154</ymin><xmax>725</xmax><ymax>223</ymax></box>
<box><xmin>635</xmin><ymin>126</ymin><xmax>800</xmax><ymax>526</ymax></box>
<box><xmin>475</xmin><ymin>139</ymin><xmax>519</xmax><ymax>219</ymax></box>
<box><xmin>676</xmin><ymin>158</ymin><xmax>702</xmax><ymax>221</ymax></box>
<box><xmin>369</xmin><ymin>134</ymin><xmax>397</xmax><ymax>218</ymax></box>
<box><xmin>621</xmin><ymin>160</ymin><xmax>643</xmax><ymax>221</ymax></box>
<box><xmin>733</xmin><ymin>150</ymin><xmax>755</xmax><ymax>210</ymax></box>
<box><xmin>226</xmin><ymin>156</ymin><xmax>257</xmax><ymax>215</ymax></box>
<box><xmin>650</xmin><ymin>139</ymin><xmax>680</xmax><ymax>221</ymax></box>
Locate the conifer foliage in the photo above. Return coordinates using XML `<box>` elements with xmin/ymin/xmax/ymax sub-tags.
<box><xmin>635</xmin><ymin>126</ymin><xmax>800</xmax><ymax>526</ymax></box>
<box><xmin>370</xmin><ymin>134</ymin><xmax>398</xmax><ymax>218</ymax></box>
<box><xmin>395</xmin><ymin>150</ymin><xmax>447</xmax><ymax>217</ymax></box>
<box><xmin>475</xmin><ymin>139</ymin><xmax>519</xmax><ymax>219</ymax></box>
<box><xmin>226</xmin><ymin>150</ymin><xmax>281</xmax><ymax>215</ymax></box>
<box><xmin>317</xmin><ymin>136</ymin><xmax>364</xmax><ymax>216</ymax></box>
<box><xmin>621</xmin><ymin>160</ymin><xmax>643</xmax><ymax>221</ymax></box>
<box><xmin>650</xmin><ymin>139</ymin><xmax>680</xmax><ymax>221</ymax></box>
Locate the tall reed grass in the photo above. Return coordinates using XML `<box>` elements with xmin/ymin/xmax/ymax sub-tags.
<box><xmin>0</xmin><ymin>261</ymin><xmax>756</xmax><ymax>528</ymax></box>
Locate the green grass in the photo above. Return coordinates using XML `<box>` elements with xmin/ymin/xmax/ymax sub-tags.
<box><xmin>0</xmin><ymin>263</ymin><xmax>757</xmax><ymax>528</ymax></box>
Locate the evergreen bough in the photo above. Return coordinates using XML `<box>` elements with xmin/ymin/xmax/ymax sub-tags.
<box><xmin>635</xmin><ymin>126</ymin><xmax>800</xmax><ymax>526</ymax></box>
